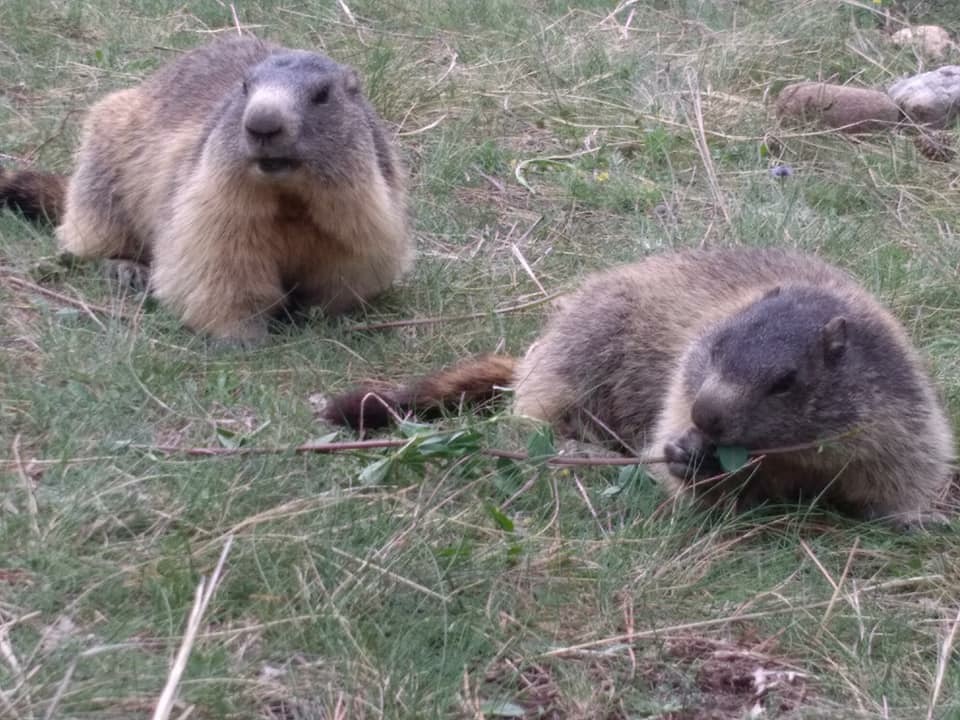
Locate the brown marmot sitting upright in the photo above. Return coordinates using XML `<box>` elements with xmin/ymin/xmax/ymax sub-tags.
<box><xmin>1</xmin><ymin>36</ymin><xmax>412</xmax><ymax>345</ymax></box>
<box><xmin>322</xmin><ymin>248</ymin><xmax>956</xmax><ymax>527</ymax></box>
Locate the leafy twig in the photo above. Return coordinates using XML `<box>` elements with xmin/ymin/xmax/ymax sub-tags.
<box><xmin>133</xmin><ymin>434</ymin><xmax>845</xmax><ymax>467</ymax></box>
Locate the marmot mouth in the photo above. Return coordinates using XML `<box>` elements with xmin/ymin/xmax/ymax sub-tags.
<box><xmin>255</xmin><ymin>158</ymin><xmax>302</xmax><ymax>175</ymax></box>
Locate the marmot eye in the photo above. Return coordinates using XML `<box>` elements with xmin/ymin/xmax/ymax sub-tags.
<box><xmin>241</xmin><ymin>80</ymin><xmax>248</xmax><ymax>95</ymax></box>
<box><xmin>312</xmin><ymin>85</ymin><xmax>330</xmax><ymax>104</ymax></box>
<box><xmin>768</xmin><ymin>370</ymin><xmax>797</xmax><ymax>396</ymax></box>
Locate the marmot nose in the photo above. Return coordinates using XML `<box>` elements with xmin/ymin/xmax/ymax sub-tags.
<box><xmin>691</xmin><ymin>397</ymin><xmax>725</xmax><ymax>438</ymax></box>
<box><xmin>244</xmin><ymin>110</ymin><xmax>285</xmax><ymax>144</ymax></box>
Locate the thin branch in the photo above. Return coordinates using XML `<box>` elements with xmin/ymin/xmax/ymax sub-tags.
<box><xmin>138</xmin><ymin>439</ymin><xmax>408</xmax><ymax>457</ymax></box>
<box><xmin>511</xmin><ymin>239</ymin><xmax>548</xmax><ymax>296</ymax></box>
<box><xmin>12</xmin><ymin>434</ymin><xmax>40</xmax><ymax>540</ymax></box>
<box><xmin>927</xmin><ymin>604</ymin><xmax>960</xmax><ymax>720</ymax></box>
<box><xmin>514</xmin><ymin>147</ymin><xmax>602</xmax><ymax>194</ymax></box>
<box><xmin>816</xmin><ymin>536</ymin><xmax>860</xmax><ymax>641</ymax></box>
<box><xmin>229</xmin><ymin>4</ymin><xmax>242</xmax><ymax>35</ymax></box>
<box><xmin>396</xmin><ymin>113</ymin><xmax>447</xmax><ymax>137</ymax></box>
<box><xmin>138</xmin><ymin>438</ymin><xmax>653</xmax><ymax>465</ymax></box>
<box><xmin>336</xmin><ymin>0</ymin><xmax>357</xmax><ymax>25</ymax></box>
<box><xmin>4</xmin><ymin>273</ymin><xmax>558</xmax><ymax>333</ymax></box>
<box><xmin>541</xmin><ymin>576</ymin><xmax>943</xmax><ymax>658</ymax></box>
<box><xmin>328</xmin><ymin>546</ymin><xmax>450</xmax><ymax>603</ymax></box>
<box><xmin>684</xmin><ymin>68</ymin><xmax>731</xmax><ymax>230</ymax></box>
<box><xmin>345</xmin><ymin>291</ymin><xmax>564</xmax><ymax>333</ymax></box>
<box><xmin>151</xmin><ymin>535</ymin><xmax>233</xmax><ymax>720</ymax></box>
<box><xmin>2</xmin><ymin>273</ymin><xmax>130</xmax><ymax>320</ymax></box>
<box><xmin>132</xmin><ymin>434</ymin><xmax>847</xmax><ymax>469</ymax></box>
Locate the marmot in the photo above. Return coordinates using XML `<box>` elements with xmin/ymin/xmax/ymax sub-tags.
<box><xmin>323</xmin><ymin>248</ymin><xmax>956</xmax><ymax>526</ymax></box>
<box><xmin>0</xmin><ymin>36</ymin><xmax>411</xmax><ymax>344</ymax></box>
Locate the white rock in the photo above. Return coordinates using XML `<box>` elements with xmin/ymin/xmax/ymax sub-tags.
<box><xmin>888</xmin><ymin>66</ymin><xmax>960</xmax><ymax>129</ymax></box>
<box><xmin>891</xmin><ymin>25</ymin><xmax>954</xmax><ymax>60</ymax></box>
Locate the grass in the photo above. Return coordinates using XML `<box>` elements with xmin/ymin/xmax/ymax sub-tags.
<box><xmin>3</xmin><ymin>0</ymin><xmax>960</xmax><ymax>717</ymax></box>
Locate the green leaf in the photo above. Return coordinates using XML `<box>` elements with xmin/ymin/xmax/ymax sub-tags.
<box><xmin>495</xmin><ymin>456</ymin><xmax>523</xmax><ymax>492</ymax></box>
<box><xmin>443</xmin><ymin>429</ymin><xmax>483</xmax><ymax>454</ymax></box>
<box><xmin>395</xmin><ymin>425</ymin><xmax>483</xmax><ymax>458</ymax></box>
<box><xmin>358</xmin><ymin>457</ymin><xmax>393</xmax><ymax>485</ymax></box>
<box><xmin>397</xmin><ymin>420</ymin><xmax>435</xmax><ymax>438</ymax></box>
<box><xmin>215</xmin><ymin>426</ymin><xmax>239</xmax><ymax>449</ymax></box>
<box><xmin>486</xmin><ymin>503</ymin><xmax>514</xmax><ymax>533</ymax></box>
<box><xmin>417</xmin><ymin>429</ymin><xmax>481</xmax><ymax>457</ymax></box>
<box><xmin>602</xmin><ymin>464</ymin><xmax>647</xmax><ymax>497</ymax></box>
<box><xmin>716</xmin><ymin>445</ymin><xmax>749</xmax><ymax>473</ymax></box>
<box><xmin>526</xmin><ymin>425</ymin><xmax>556</xmax><ymax>462</ymax></box>
<box><xmin>305</xmin><ymin>431</ymin><xmax>339</xmax><ymax>446</ymax></box>
<box><xmin>618</xmin><ymin>463</ymin><xmax>641</xmax><ymax>486</ymax></box>
<box><xmin>436</xmin><ymin>543</ymin><xmax>472</xmax><ymax>561</ymax></box>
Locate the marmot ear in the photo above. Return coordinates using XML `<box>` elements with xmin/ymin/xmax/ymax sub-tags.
<box><xmin>821</xmin><ymin>316</ymin><xmax>847</xmax><ymax>364</ymax></box>
<box><xmin>762</xmin><ymin>285</ymin><xmax>782</xmax><ymax>300</ymax></box>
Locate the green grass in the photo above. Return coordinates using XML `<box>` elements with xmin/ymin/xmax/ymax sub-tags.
<box><xmin>4</xmin><ymin>1</ymin><xmax>960</xmax><ymax>718</ymax></box>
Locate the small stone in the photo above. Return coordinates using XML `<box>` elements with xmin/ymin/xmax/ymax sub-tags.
<box><xmin>308</xmin><ymin>392</ymin><xmax>329</xmax><ymax>415</ymax></box>
<box><xmin>888</xmin><ymin>66</ymin><xmax>960</xmax><ymax>129</ymax></box>
<box><xmin>775</xmin><ymin>82</ymin><xmax>900</xmax><ymax>133</ymax></box>
<box><xmin>891</xmin><ymin>25</ymin><xmax>954</xmax><ymax>60</ymax></box>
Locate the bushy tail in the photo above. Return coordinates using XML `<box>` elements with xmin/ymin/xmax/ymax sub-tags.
<box><xmin>0</xmin><ymin>166</ymin><xmax>68</xmax><ymax>224</ymax></box>
<box><xmin>321</xmin><ymin>354</ymin><xmax>517</xmax><ymax>430</ymax></box>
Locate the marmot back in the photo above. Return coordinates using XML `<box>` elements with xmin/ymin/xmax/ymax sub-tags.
<box><xmin>323</xmin><ymin>248</ymin><xmax>956</xmax><ymax>527</ymax></box>
<box><xmin>1</xmin><ymin>36</ymin><xmax>412</xmax><ymax>344</ymax></box>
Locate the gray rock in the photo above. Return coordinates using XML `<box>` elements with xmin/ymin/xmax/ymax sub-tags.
<box><xmin>891</xmin><ymin>25</ymin><xmax>954</xmax><ymax>60</ymax></box>
<box><xmin>888</xmin><ymin>66</ymin><xmax>960</xmax><ymax>129</ymax></box>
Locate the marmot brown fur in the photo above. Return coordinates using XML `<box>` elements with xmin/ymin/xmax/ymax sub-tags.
<box><xmin>775</xmin><ymin>82</ymin><xmax>902</xmax><ymax>133</ymax></box>
<box><xmin>0</xmin><ymin>36</ymin><xmax>411</xmax><ymax>344</ymax></box>
<box><xmin>323</xmin><ymin>248</ymin><xmax>956</xmax><ymax>526</ymax></box>
<box><xmin>0</xmin><ymin>166</ymin><xmax>67</xmax><ymax>223</ymax></box>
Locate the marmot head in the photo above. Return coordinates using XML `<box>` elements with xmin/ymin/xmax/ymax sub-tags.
<box><xmin>680</xmin><ymin>285</ymin><xmax>864</xmax><ymax>450</ymax></box>
<box><xmin>210</xmin><ymin>49</ymin><xmax>390</xmax><ymax>186</ymax></box>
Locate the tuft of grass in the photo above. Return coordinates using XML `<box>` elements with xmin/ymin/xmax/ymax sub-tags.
<box><xmin>4</xmin><ymin>1</ymin><xmax>960</xmax><ymax>718</ymax></box>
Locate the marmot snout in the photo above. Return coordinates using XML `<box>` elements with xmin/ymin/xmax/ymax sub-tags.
<box><xmin>231</xmin><ymin>53</ymin><xmax>380</xmax><ymax>184</ymax></box>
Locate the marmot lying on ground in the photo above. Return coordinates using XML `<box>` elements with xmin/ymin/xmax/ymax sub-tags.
<box><xmin>322</xmin><ymin>248</ymin><xmax>956</xmax><ymax>527</ymax></box>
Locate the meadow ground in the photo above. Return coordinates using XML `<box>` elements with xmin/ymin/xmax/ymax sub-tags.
<box><xmin>3</xmin><ymin>1</ymin><xmax>960</xmax><ymax>718</ymax></box>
